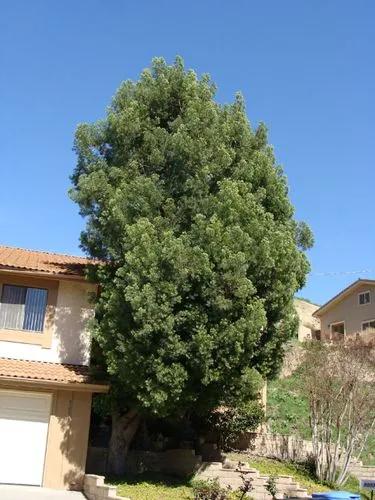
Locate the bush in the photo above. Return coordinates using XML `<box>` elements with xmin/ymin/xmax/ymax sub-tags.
<box><xmin>208</xmin><ymin>401</ymin><xmax>264</xmax><ymax>449</ymax></box>
<box><xmin>192</xmin><ymin>474</ymin><xmax>254</xmax><ymax>500</ymax></box>
<box><xmin>192</xmin><ymin>479</ymin><xmax>231</xmax><ymax>500</ymax></box>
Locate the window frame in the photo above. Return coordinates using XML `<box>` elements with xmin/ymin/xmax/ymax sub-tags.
<box><xmin>0</xmin><ymin>284</ymin><xmax>48</xmax><ymax>333</ymax></box>
<box><xmin>0</xmin><ymin>273</ymin><xmax>58</xmax><ymax>348</ymax></box>
<box><xmin>330</xmin><ymin>320</ymin><xmax>346</xmax><ymax>337</ymax></box>
<box><xmin>358</xmin><ymin>290</ymin><xmax>371</xmax><ymax>306</ymax></box>
<box><xmin>361</xmin><ymin>319</ymin><xmax>375</xmax><ymax>331</ymax></box>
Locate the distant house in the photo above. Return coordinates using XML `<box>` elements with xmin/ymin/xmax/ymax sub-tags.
<box><xmin>294</xmin><ymin>298</ymin><xmax>320</xmax><ymax>341</ymax></box>
<box><xmin>313</xmin><ymin>279</ymin><xmax>375</xmax><ymax>342</ymax></box>
<box><xmin>0</xmin><ymin>245</ymin><xmax>108</xmax><ymax>491</ymax></box>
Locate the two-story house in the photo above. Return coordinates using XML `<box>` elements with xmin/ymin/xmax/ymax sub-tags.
<box><xmin>313</xmin><ymin>278</ymin><xmax>375</xmax><ymax>342</ymax></box>
<box><xmin>0</xmin><ymin>245</ymin><xmax>108</xmax><ymax>491</ymax></box>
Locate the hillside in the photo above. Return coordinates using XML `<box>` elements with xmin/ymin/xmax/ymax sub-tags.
<box><xmin>267</xmin><ymin>369</ymin><xmax>375</xmax><ymax>464</ymax></box>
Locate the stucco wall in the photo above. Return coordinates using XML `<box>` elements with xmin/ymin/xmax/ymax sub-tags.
<box><xmin>43</xmin><ymin>389</ymin><xmax>92</xmax><ymax>490</ymax></box>
<box><xmin>0</xmin><ymin>278</ymin><xmax>96</xmax><ymax>365</ymax></box>
<box><xmin>319</xmin><ymin>284</ymin><xmax>375</xmax><ymax>338</ymax></box>
<box><xmin>294</xmin><ymin>299</ymin><xmax>320</xmax><ymax>341</ymax></box>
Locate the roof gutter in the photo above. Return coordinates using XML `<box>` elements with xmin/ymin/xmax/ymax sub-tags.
<box><xmin>0</xmin><ymin>266</ymin><xmax>92</xmax><ymax>283</ymax></box>
<box><xmin>0</xmin><ymin>375</ymin><xmax>109</xmax><ymax>393</ymax></box>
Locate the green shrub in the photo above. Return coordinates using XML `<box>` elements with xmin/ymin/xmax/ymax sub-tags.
<box><xmin>208</xmin><ymin>401</ymin><xmax>264</xmax><ymax>449</ymax></box>
<box><xmin>265</xmin><ymin>474</ymin><xmax>278</xmax><ymax>499</ymax></box>
<box><xmin>192</xmin><ymin>479</ymin><xmax>231</xmax><ymax>500</ymax></box>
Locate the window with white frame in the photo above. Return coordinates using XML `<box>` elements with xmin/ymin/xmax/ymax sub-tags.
<box><xmin>0</xmin><ymin>285</ymin><xmax>48</xmax><ymax>332</ymax></box>
<box><xmin>358</xmin><ymin>291</ymin><xmax>371</xmax><ymax>305</ymax></box>
<box><xmin>362</xmin><ymin>319</ymin><xmax>375</xmax><ymax>331</ymax></box>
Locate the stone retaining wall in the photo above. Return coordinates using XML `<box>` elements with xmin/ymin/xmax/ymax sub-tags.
<box><xmin>348</xmin><ymin>464</ymin><xmax>375</xmax><ymax>480</ymax></box>
<box><xmin>233</xmin><ymin>432</ymin><xmax>314</xmax><ymax>462</ymax></box>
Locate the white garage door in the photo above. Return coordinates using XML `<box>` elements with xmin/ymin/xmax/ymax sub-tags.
<box><xmin>0</xmin><ymin>390</ymin><xmax>52</xmax><ymax>486</ymax></box>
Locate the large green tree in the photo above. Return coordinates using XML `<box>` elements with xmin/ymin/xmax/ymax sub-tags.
<box><xmin>71</xmin><ymin>57</ymin><xmax>312</xmax><ymax>473</ymax></box>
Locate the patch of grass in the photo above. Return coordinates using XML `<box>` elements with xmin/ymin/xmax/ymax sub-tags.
<box><xmin>109</xmin><ymin>472</ymin><xmax>193</xmax><ymax>499</ymax></box>
<box><xmin>267</xmin><ymin>370</ymin><xmax>311</xmax><ymax>440</ymax></box>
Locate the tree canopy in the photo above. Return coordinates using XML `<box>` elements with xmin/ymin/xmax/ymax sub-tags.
<box><xmin>71</xmin><ymin>57</ymin><xmax>312</xmax><ymax>419</ymax></box>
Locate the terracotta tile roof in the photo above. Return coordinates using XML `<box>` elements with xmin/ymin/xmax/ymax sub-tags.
<box><xmin>0</xmin><ymin>245</ymin><xmax>96</xmax><ymax>277</ymax></box>
<box><xmin>0</xmin><ymin>357</ymin><xmax>92</xmax><ymax>384</ymax></box>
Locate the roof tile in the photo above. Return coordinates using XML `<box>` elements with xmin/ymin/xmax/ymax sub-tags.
<box><xmin>0</xmin><ymin>245</ymin><xmax>95</xmax><ymax>277</ymax></box>
<box><xmin>0</xmin><ymin>357</ymin><xmax>93</xmax><ymax>384</ymax></box>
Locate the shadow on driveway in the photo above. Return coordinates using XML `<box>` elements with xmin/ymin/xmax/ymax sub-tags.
<box><xmin>0</xmin><ymin>485</ymin><xmax>85</xmax><ymax>499</ymax></box>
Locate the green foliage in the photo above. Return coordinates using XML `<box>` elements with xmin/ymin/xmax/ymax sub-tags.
<box><xmin>110</xmin><ymin>472</ymin><xmax>193</xmax><ymax>499</ymax></box>
<box><xmin>192</xmin><ymin>477</ymin><xmax>253</xmax><ymax>500</ymax></box>
<box><xmin>294</xmin><ymin>297</ymin><xmax>319</xmax><ymax>306</ymax></box>
<box><xmin>207</xmin><ymin>400</ymin><xmax>265</xmax><ymax>449</ymax></box>
<box><xmin>267</xmin><ymin>369</ymin><xmax>311</xmax><ymax>439</ymax></box>
<box><xmin>192</xmin><ymin>478</ymin><xmax>231</xmax><ymax>500</ymax></box>
<box><xmin>71</xmin><ymin>57</ymin><xmax>312</xmax><ymax>418</ymax></box>
<box><xmin>268</xmin><ymin>369</ymin><xmax>375</xmax><ymax>465</ymax></box>
<box><xmin>111</xmin><ymin>473</ymin><xmax>251</xmax><ymax>500</ymax></box>
<box><xmin>110</xmin><ymin>462</ymin><xmax>372</xmax><ymax>500</ymax></box>
<box><xmin>265</xmin><ymin>474</ymin><xmax>278</xmax><ymax>499</ymax></box>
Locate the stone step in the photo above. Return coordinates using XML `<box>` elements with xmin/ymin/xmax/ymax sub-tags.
<box><xmin>287</xmin><ymin>488</ymin><xmax>309</xmax><ymax>498</ymax></box>
<box><xmin>195</xmin><ymin>460</ymin><xmax>308</xmax><ymax>499</ymax></box>
<box><xmin>275</xmin><ymin>477</ymin><xmax>296</xmax><ymax>485</ymax></box>
<box><xmin>251</xmin><ymin>492</ymin><xmax>274</xmax><ymax>500</ymax></box>
<box><xmin>199</xmin><ymin>461</ymin><xmax>223</xmax><ymax>469</ymax></box>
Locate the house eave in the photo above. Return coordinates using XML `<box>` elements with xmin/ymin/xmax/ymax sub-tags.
<box><xmin>313</xmin><ymin>279</ymin><xmax>375</xmax><ymax>317</ymax></box>
<box><xmin>0</xmin><ymin>266</ymin><xmax>91</xmax><ymax>283</ymax></box>
<box><xmin>0</xmin><ymin>375</ymin><xmax>109</xmax><ymax>393</ymax></box>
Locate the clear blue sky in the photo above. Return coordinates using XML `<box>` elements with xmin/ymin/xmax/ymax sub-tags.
<box><xmin>1</xmin><ymin>1</ymin><xmax>374</xmax><ymax>305</ymax></box>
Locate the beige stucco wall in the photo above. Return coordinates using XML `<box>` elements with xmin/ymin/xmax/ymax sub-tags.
<box><xmin>319</xmin><ymin>283</ymin><xmax>375</xmax><ymax>338</ymax></box>
<box><xmin>0</xmin><ymin>275</ymin><xmax>96</xmax><ymax>365</ymax></box>
<box><xmin>44</xmin><ymin>389</ymin><xmax>92</xmax><ymax>490</ymax></box>
<box><xmin>294</xmin><ymin>299</ymin><xmax>320</xmax><ymax>341</ymax></box>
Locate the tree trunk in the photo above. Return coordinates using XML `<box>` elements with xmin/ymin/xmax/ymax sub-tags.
<box><xmin>107</xmin><ymin>409</ymin><xmax>140</xmax><ymax>476</ymax></box>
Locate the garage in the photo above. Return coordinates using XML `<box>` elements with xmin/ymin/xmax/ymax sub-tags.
<box><xmin>0</xmin><ymin>390</ymin><xmax>52</xmax><ymax>486</ymax></box>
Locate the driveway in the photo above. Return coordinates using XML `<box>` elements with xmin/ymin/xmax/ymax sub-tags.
<box><xmin>0</xmin><ymin>485</ymin><xmax>85</xmax><ymax>499</ymax></box>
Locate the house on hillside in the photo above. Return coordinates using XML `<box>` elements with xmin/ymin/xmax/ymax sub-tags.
<box><xmin>313</xmin><ymin>279</ymin><xmax>375</xmax><ymax>342</ymax></box>
<box><xmin>294</xmin><ymin>298</ymin><xmax>320</xmax><ymax>341</ymax></box>
<box><xmin>0</xmin><ymin>245</ymin><xmax>108</xmax><ymax>491</ymax></box>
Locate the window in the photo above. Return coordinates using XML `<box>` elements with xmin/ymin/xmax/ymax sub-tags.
<box><xmin>331</xmin><ymin>322</ymin><xmax>345</xmax><ymax>335</ymax></box>
<box><xmin>362</xmin><ymin>319</ymin><xmax>375</xmax><ymax>331</ymax></box>
<box><xmin>358</xmin><ymin>291</ymin><xmax>371</xmax><ymax>305</ymax></box>
<box><xmin>0</xmin><ymin>285</ymin><xmax>48</xmax><ymax>332</ymax></box>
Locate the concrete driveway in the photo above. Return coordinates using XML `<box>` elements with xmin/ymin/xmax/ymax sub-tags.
<box><xmin>0</xmin><ymin>485</ymin><xmax>85</xmax><ymax>499</ymax></box>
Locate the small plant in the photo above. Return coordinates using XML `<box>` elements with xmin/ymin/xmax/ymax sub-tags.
<box><xmin>192</xmin><ymin>471</ymin><xmax>255</xmax><ymax>500</ymax></box>
<box><xmin>237</xmin><ymin>472</ymin><xmax>254</xmax><ymax>499</ymax></box>
<box><xmin>232</xmin><ymin>461</ymin><xmax>254</xmax><ymax>499</ymax></box>
<box><xmin>192</xmin><ymin>478</ymin><xmax>231</xmax><ymax>500</ymax></box>
<box><xmin>265</xmin><ymin>474</ymin><xmax>278</xmax><ymax>499</ymax></box>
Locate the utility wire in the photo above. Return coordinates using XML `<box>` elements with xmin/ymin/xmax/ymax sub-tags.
<box><xmin>311</xmin><ymin>269</ymin><xmax>375</xmax><ymax>277</ymax></box>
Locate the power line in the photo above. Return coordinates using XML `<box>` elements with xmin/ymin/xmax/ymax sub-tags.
<box><xmin>311</xmin><ymin>269</ymin><xmax>375</xmax><ymax>277</ymax></box>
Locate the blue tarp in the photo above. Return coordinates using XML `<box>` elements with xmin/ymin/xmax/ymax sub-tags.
<box><xmin>312</xmin><ymin>492</ymin><xmax>360</xmax><ymax>500</ymax></box>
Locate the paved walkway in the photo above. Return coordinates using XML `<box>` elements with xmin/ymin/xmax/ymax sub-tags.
<box><xmin>0</xmin><ymin>485</ymin><xmax>85</xmax><ymax>499</ymax></box>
